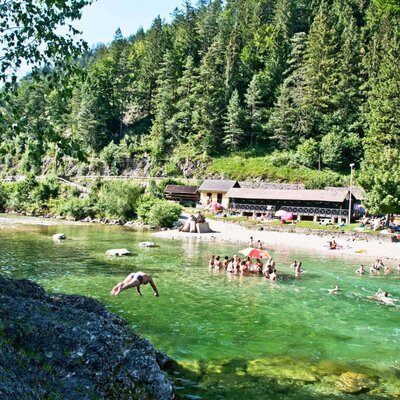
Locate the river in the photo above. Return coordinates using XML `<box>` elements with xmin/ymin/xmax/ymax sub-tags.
<box><xmin>0</xmin><ymin>219</ymin><xmax>399</xmax><ymax>399</ymax></box>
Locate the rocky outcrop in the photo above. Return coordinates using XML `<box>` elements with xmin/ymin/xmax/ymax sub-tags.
<box><xmin>0</xmin><ymin>275</ymin><xmax>174</xmax><ymax>400</ymax></box>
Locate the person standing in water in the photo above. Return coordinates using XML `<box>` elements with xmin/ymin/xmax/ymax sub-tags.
<box><xmin>111</xmin><ymin>272</ymin><xmax>159</xmax><ymax>297</ymax></box>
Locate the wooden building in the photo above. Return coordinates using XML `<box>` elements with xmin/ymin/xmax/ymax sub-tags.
<box><xmin>226</xmin><ymin>187</ymin><xmax>357</xmax><ymax>223</ymax></box>
<box><xmin>197</xmin><ymin>179</ymin><xmax>240</xmax><ymax>209</ymax></box>
<box><xmin>164</xmin><ymin>185</ymin><xmax>199</xmax><ymax>206</ymax></box>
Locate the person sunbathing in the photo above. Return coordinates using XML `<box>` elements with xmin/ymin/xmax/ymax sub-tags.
<box><xmin>111</xmin><ymin>272</ymin><xmax>159</xmax><ymax>297</ymax></box>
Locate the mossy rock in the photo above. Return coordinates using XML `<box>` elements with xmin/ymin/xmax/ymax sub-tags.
<box><xmin>178</xmin><ymin>360</ymin><xmax>201</xmax><ymax>375</ymax></box>
<box><xmin>335</xmin><ymin>372</ymin><xmax>376</xmax><ymax>394</ymax></box>
<box><xmin>247</xmin><ymin>357</ymin><xmax>317</xmax><ymax>382</ymax></box>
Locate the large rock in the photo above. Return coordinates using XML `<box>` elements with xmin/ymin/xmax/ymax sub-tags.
<box><xmin>52</xmin><ymin>233</ymin><xmax>66</xmax><ymax>241</ymax></box>
<box><xmin>106</xmin><ymin>248</ymin><xmax>131</xmax><ymax>256</ymax></box>
<box><xmin>0</xmin><ymin>275</ymin><xmax>174</xmax><ymax>400</ymax></box>
<box><xmin>336</xmin><ymin>372</ymin><xmax>376</xmax><ymax>394</ymax></box>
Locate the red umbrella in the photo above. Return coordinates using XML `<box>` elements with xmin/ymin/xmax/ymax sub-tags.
<box><xmin>239</xmin><ymin>247</ymin><xmax>270</xmax><ymax>259</ymax></box>
<box><xmin>209</xmin><ymin>203</ymin><xmax>224</xmax><ymax>211</ymax></box>
<box><xmin>281</xmin><ymin>211</ymin><xmax>294</xmax><ymax>221</ymax></box>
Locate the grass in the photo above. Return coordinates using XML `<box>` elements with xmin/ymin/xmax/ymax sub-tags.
<box><xmin>206</xmin><ymin>155</ymin><xmax>344</xmax><ymax>188</ymax></box>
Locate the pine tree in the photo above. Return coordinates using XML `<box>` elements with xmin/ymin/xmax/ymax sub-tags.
<box><xmin>244</xmin><ymin>74</ymin><xmax>265</xmax><ymax>146</ymax></box>
<box><xmin>223</xmin><ymin>89</ymin><xmax>245</xmax><ymax>151</ymax></box>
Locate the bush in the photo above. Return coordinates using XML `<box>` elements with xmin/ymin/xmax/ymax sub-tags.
<box><xmin>136</xmin><ymin>195</ymin><xmax>159</xmax><ymax>221</ymax></box>
<box><xmin>0</xmin><ymin>184</ymin><xmax>8</xmax><ymax>212</ymax></box>
<box><xmin>57</xmin><ymin>197</ymin><xmax>92</xmax><ymax>220</ymax></box>
<box><xmin>146</xmin><ymin>200</ymin><xmax>182</xmax><ymax>228</ymax></box>
<box><xmin>96</xmin><ymin>181</ymin><xmax>144</xmax><ymax>220</ymax></box>
<box><xmin>7</xmin><ymin>175</ymin><xmax>39</xmax><ymax>211</ymax></box>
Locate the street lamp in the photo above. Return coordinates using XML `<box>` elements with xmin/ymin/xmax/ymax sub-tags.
<box><xmin>348</xmin><ymin>163</ymin><xmax>355</xmax><ymax>224</ymax></box>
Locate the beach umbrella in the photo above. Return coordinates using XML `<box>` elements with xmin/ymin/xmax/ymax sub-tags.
<box><xmin>239</xmin><ymin>247</ymin><xmax>270</xmax><ymax>259</ymax></box>
<box><xmin>275</xmin><ymin>209</ymin><xmax>286</xmax><ymax>217</ymax></box>
<box><xmin>281</xmin><ymin>211</ymin><xmax>294</xmax><ymax>221</ymax></box>
<box><xmin>209</xmin><ymin>203</ymin><xmax>224</xmax><ymax>211</ymax></box>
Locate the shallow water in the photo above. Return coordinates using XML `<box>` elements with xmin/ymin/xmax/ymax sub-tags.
<box><xmin>0</xmin><ymin>219</ymin><xmax>399</xmax><ymax>399</ymax></box>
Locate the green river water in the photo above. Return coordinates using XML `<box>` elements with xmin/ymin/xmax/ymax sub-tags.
<box><xmin>0</xmin><ymin>218</ymin><xmax>399</xmax><ymax>399</ymax></box>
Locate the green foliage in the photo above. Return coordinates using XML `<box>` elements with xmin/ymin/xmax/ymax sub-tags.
<box><xmin>0</xmin><ymin>184</ymin><xmax>8</xmax><ymax>212</ymax></box>
<box><xmin>57</xmin><ymin>197</ymin><xmax>92</xmax><ymax>220</ymax></box>
<box><xmin>136</xmin><ymin>195</ymin><xmax>159</xmax><ymax>221</ymax></box>
<box><xmin>359</xmin><ymin>149</ymin><xmax>400</xmax><ymax>215</ymax></box>
<box><xmin>146</xmin><ymin>200</ymin><xmax>182</xmax><ymax>228</ymax></box>
<box><xmin>7</xmin><ymin>175</ymin><xmax>39</xmax><ymax>212</ymax></box>
<box><xmin>96</xmin><ymin>181</ymin><xmax>144</xmax><ymax>220</ymax></box>
<box><xmin>296</xmin><ymin>139</ymin><xmax>320</xmax><ymax>169</ymax></box>
<box><xmin>0</xmin><ymin>0</ymin><xmax>92</xmax><ymax>88</ymax></box>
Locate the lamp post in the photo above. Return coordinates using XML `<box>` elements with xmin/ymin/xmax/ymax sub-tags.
<box><xmin>348</xmin><ymin>163</ymin><xmax>355</xmax><ymax>224</ymax></box>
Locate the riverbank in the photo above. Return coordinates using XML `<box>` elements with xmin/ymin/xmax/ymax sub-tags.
<box><xmin>154</xmin><ymin>217</ymin><xmax>400</xmax><ymax>264</ymax></box>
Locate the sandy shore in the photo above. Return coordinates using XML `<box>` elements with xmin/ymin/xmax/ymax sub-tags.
<box><xmin>154</xmin><ymin>218</ymin><xmax>400</xmax><ymax>265</ymax></box>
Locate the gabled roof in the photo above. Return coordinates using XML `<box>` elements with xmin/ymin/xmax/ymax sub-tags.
<box><xmin>198</xmin><ymin>179</ymin><xmax>240</xmax><ymax>192</ymax></box>
<box><xmin>164</xmin><ymin>185</ymin><xmax>198</xmax><ymax>194</ymax></box>
<box><xmin>226</xmin><ymin>188</ymin><xmax>352</xmax><ymax>203</ymax></box>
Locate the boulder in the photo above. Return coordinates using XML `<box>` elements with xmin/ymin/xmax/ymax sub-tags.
<box><xmin>105</xmin><ymin>248</ymin><xmax>131</xmax><ymax>256</ymax></box>
<box><xmin>0</xmin><ymin>275</ymin><xmax>174</xmax><ymax>400</ymax></box>
<box><xmin>139</xmin><ymin>241</ymin><xmax>156</xmax><ymax>248</ymax></box>
<box><xmin>336</xmin><ymin>372</ymin><xmax>376</xmax><ymax>394</ymax></box>
<box><xmin>52</xmin><ymin>233</ymin><xmax>66</xmax><ymax>241</ymax></box>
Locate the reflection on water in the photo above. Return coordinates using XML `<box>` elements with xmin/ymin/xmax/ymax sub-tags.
<box><xmin>0</xmin><ymin>220</ymin><xmax>399</xmax><ymax>399</ymax></box>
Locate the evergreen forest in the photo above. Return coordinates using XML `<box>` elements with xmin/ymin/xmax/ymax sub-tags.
<box><xmin>1</xmin><ymin>0</ymin><xmax>400</xmax><ymax>215</ymax></box>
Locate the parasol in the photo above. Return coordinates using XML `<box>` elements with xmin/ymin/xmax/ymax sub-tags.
<box><xmin>239</xmin><ymin>247</ymin><xmax>270</xmax><ymax>259</ymax></box>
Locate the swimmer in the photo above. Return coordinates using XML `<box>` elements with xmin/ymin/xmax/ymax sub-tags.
<box><xmin>111</xmin><ymin>272</ymin><xmax>159</xmax><ymax>297</ymax></box>
<box><xmin>356</xmin><ymin>265</ymin><xmax>366</xmax><ymax>274</ymax></box>
<box><xmin>214</xmin><ymin>255</ymin><xmax>222</xmax><ymax>269</ymax></box>
<box><xmin>295</xmin><ymin>260</ymin><xmax>303</xmax><ymax>276</ymax></box>
<box><xmin>209</xmin><ymin>255</ymin><xmax>215</xmax><ymax>268</ymax></box>
<box><xmin>367</xmin><ymin>290</ymin><xmax>398</xmax><ymax>305</ymax></box>
<box><xmin>269</xmin><ymin>269</ymin><xmax>277</xmax><ymax>281</ymax></box>
<box><xmin>329</xmin><ymin>285</ymin><xmax>340</xmax><ymax>294</ymax></box>
<box><xmin>384</xmin><ymin>265</ymin><xmax>391</xmax><ymax>274</ymax></box>
<box><xmin>290</xmin><ymin>260</ymin><xmax>297</xmax><ymax>269</ymax></box>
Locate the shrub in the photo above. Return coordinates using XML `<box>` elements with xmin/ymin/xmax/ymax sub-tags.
<box><xmin>7</xmin><ymin>175</ymin><xmax>39</xmax><ymax>211</ymax></box>
<box><xmin>146</xmin><ymin>200</ymin><xmax>182</xmax><ymax>228</ymax></box>
<box><xmin>57</xmin><ymin>197</ymin><xmax>92</xmax><ymax>220</ymax></box>
<box><xmin>0</xmin><ymin>184</ymin><xmax>8</xmax><ymax>212</ymax></box>
<box><xmin>136</xmin><ymin>195</ymin><xmax>159</xmax><ymax>221</ymax></box>
<box><xmin>96</xmin><ymin>181</ymin><xmax>144</xmax><ymax>220</ymax></box>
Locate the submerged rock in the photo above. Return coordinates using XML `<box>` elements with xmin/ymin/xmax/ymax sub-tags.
<box><xmin>106</xmin><ymin>248</ymin><xmax>131</xmax><ymax>256</ymax></box>
<box><xmin>0</xmin><ymin>275</ymin><xmax>174</xmax><ymax>400</ymax></box>
<box><xmin>335</xmin><ymin>372</ymin><xmax>376</xmax><ymax>394</ymax></box>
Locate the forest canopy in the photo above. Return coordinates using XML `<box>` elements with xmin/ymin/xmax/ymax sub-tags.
<box><xmin>1</xmin><ymin>0</ymin><xmax>399</xmax><ymax>214</ymax></box>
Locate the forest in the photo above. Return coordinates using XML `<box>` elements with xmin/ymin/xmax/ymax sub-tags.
<box><xmin>0</xmin><ymin>0</ymin><xmax>399</xmax><ymax>215</ymax></box>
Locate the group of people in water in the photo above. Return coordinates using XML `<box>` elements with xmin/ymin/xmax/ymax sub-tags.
<box><xmin>208</xmin><ymin>254</ymin><xmax>306</xmax><ymax>281</ymax></box>
<box><xmin>356</xmin><ymin>258</ymin><xmax>400</xmax><ymax>275</ymax></box>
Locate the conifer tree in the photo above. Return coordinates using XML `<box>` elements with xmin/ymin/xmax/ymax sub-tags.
<box><xmin>223</xmin><ymin>89</ymin><xmax>245</xmax><ymax>151</ymax></box>
<box><xmin>245</xmin><ymin>74</ymin><xmax>265</xmax><ymax>146</ymax></box>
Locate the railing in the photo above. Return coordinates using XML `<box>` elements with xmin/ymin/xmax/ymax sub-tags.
<box><xmin>229</xmin><ymin>203</ymin><xmax>348</xmax><ymax>217</ymax></box>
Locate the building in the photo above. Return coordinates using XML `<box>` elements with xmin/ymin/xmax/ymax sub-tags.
<box><xmin>226</xmin><ymin>187</ymin><xmax>357</xmax><ymax>223</ymax></box>
<box><xmin>164</xmin><ymin>185</ymin><xmax>199</xmax><ymax>206</ymax></box>
<box><xmin>197</xmin><ymin>179</ymin><xmax>240</xmax><ymax>209</ymax></box>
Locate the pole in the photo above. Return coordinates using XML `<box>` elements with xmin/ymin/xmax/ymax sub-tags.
<box><xmin>348</xmin><ymin>163</ymin><xmax>355</xmax><ymax>224</ymax></box>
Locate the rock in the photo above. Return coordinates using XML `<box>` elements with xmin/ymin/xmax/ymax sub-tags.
<box><xmin>106</xmin><ymin>249</ymin><xmax>131</xmax><ymax>256</ymax></box>
<box><xmin>139</xmin><ymin>241</ymin><xmax>156</xmax><ymax>248</ymax></box>
<box><xmin>336</xmin><ymin>372</ymin><xmax>376</xmax><ymax>394</ymax></box>
<box><xmin>53</xmin><ymin>233</ymin><xmax>66</xmax><ymax>241</ymax></box>
<box><xmin>247</xmin><ymin>357</ymin><xmax>317</xmax><ymax>382</ymax></box>
<box><xmin>0</xmin><ymin>275</ymin><xmax>174</xmax><ymax>400</ymax></box>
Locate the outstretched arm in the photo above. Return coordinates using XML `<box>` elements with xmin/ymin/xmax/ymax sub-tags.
<box><xmin>136</xmin><ymin>285</ymin><xmax>142</xmax><ymax>296</ymax></box>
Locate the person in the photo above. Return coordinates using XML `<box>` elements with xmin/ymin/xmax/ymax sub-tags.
<box><xmin>269</xmin><ymin>269</ymin><xmax>277</xmax><ymax>281</ymax></box>
<box><xmin>291</xmin><ymin>260</ymin><xmax>297</xmax><ymax>269</ymax></box>
<box><xmin>367</xmin><ymin>289</ymin><xmax>398</xmax><ymax>305</ymax></box>
<box><xmin>396</xmin><ymin>263</ymin><xmax>400</xmax><ymax>273</ymax></box>
<box><xmin>249</xmin><ymin>236</ymin><xmax>254</xmax><ymax>247</ymax></box>
<box><xmin>384</xmin><ymin>265</ymin><xmax>391</xmax><ymax>274</ymax></box>
<box><xmin>328</xmin><ymin>239</ymin><xmax>337</xmax><ymax>250</ymax></box>
<box><xmin>227</xmin><ymin>258</ymin><xmax>235</xmax><ymax>273</ymax></box>
<box><xmin>223</xmin><ymin>256</ymin><xmax>229</xmax><ymax>270</ymax></box>
<box><xmin>356</xmin><ymin>265</ymin><xmax>366</xmax><ymax>274</ymax></box>
<box><xmin>370</xmin><ymin>264</ymin><xmax>378</xmax><ymax>274</ymax></box>
<box><xmin>240</xmin><ymin>260</ymin><xmax>249</xmax><ymax>274</ymax></box>
<box><xmin>214</xmin><ymin>255</ymin><xmax>222</xmax><ymax>269</ymax></box>
<box><xmin>295</xmin><ymin>260</ymin><xmax>303</xmax><ymax>276</ymax></box>
<box><xmin>257</xmin><ymin>240</ymin><xmax>263</xmax><ymax>249</ymax></box>
<box><xmin>111</xmin><ymin>272</ymin><xmax>159</xmax><ymax>297</ymax></box>
<box><xmin>209</xmin><ymin>255</ymin><xmax>215</xmax><ymax>268</ymax></box>
<box><xmin>329</xmin><ymin>285</ymin><xmax>340</xmax><ymax>294</ymax></box>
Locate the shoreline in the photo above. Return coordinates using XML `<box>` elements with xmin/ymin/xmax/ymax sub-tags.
<box><xmin>1</xmin><ymin>213</ymin><xmax>399</xmax><ymax>265</ymax></box>
<box><xmin>154</xmin><ymin>218</ymin><xmax>400</xmax><ymax>264</ymax></box>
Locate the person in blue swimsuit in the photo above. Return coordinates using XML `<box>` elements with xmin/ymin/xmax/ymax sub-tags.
<box><xmin>111</xmin><ymin>272</ymin><xmax>159</xmax><ymax>297</ymax></box>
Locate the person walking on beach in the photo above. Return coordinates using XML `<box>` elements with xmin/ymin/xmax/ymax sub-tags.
<box><xmin>111</xmin><ymin>272</ymin><xmax>159</xmax><ymax>297</ymax></box>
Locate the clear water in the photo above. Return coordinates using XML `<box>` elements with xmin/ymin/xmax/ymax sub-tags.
<box><xmin>1</xmin><ymin>219</ymin><xmax>399</xmax><ymax>399</ymax></box>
